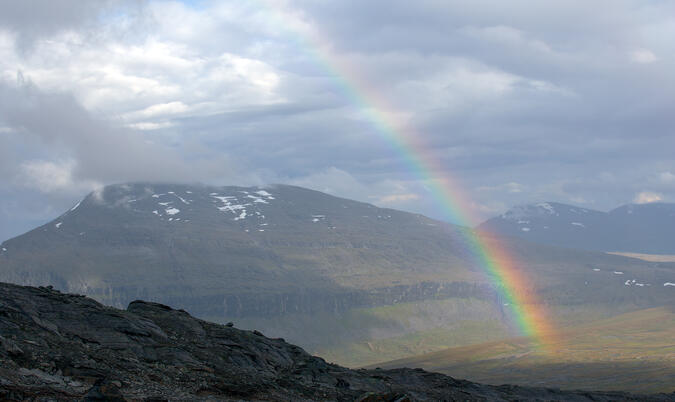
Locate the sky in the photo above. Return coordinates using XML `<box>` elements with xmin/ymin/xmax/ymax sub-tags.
<box><xmin>1</xmin><ymin>0</ymin><xmax>674</xmax><ymax>241</ymax></box>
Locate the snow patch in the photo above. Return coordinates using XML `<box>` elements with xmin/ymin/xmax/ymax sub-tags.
<box><xmin>1</xmin><ymin>247</ymin><xmax>6</xmax><ymax>252</ymax></box>
<box><xmin>521</xmin><ymin>227</ymin><xmax>531</xmax><ymax>232</ymax></box>
<box><xmin>55</xmin><ymin>222</ymin><xmax>62</xmax><ymax>229</ymax></box>
<box><xmin>70</xmin><ymin>201</ymin><xmax>81</xmax><ymax>211</ymax></box>
<box><xmin>571</xmin><ymin>222</ymin><xmax>585</xmax><ymax>227</ymax></box>
<box><xmin>613</xmin><ymin>271</ymin><xmax>624</xmax><ymax>275</ymax></box>
<box><xmin>625</xmin><ymin>279</ymin><xmax>646</xmax><ymax>287</ymax></box>
<box><xmin>665</xmin><ymin>282</ymin><xmax>675</xmax><ymax>287</ymax></box>
<box><xmin>536</xmin><ymin>202</ymin><xmax>555</xmax><ymax>214</ymax></box>
<box><xmin>246</xmin><ymin>194</ymin><xmax>268</xmax><ymax>204</ymax></box>
<box><xmin>165</xmin><ymin>207</ymin><xmax>180</xmax><ymax>215</ymax></box>
<box><xmin>172</xmin><ymin>193</ymin><xmax>190</xmax><ymax>204</ymax></box>
<box><xmin>593</xmin><ymin>268</ymin><xmax>600</xmax><ymax>272</ymax></box>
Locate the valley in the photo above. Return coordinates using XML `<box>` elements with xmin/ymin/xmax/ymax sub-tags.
<box><xmin>373</xmin><ymin>307</ymin><xmax>675</xmax><ymax>393</ymax></box>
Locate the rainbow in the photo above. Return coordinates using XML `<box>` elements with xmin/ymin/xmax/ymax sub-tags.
<box><xmin>257</xmin><ymin>2</ymin><xmax>557</xmax><ymax>348</ymax></box>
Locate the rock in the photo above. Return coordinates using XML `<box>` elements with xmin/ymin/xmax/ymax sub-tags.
<box><xmin>225</xmin><ymin>322</ymin><xmax>234</xmax><ymax>327</ymax></box>
<box><xmin>0</xmin><ymin>282</ymin><xmax>672</xmax><ymax>401</ymax></box>
<box><xmin>84</xmin><ymin>379</ymin><xmax>125</xmax><ymax>401</ymax></box>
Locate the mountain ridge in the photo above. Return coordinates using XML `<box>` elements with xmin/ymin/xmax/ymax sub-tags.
<box><xmin>1</xmin><ymin>183</ymin><xmax>673</xmax><ymax>368</ymax></box>
<box><xmin>478</xmin><ymin>201</ymin><xmax>675</xmax><ymax>254</ymax></box>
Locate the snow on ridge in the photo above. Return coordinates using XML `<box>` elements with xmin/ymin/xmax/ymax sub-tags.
<box><xmin>211</xmin><ymin>193</ymin><xmax>265</xmax><ymax>222</ymax></box>
<box><xmin>70</xmin><ymin>201</ymin><xmax>81</xmax><ymax>212</ymax></box>
<box><xmin>502</xmin><ymin>202</ymin><xmax>556</xmax><ymax>221</ymax></box>
<box><xmin>246</xmin><ymin>194</ymin><xmax>269</xmax><ymax>204</ymax></box>
<box><xmin>172</xmin><ymin>193</ymin><xmax>191</xmax><ymax>204</ymax></box>
<box><xmin>624</xmin><ymin>279</ymin><xmax>647</xmax><ymax>287</ymax></box>
<box><xmin>255</xmin><ymin>190</ymin><xmax>275</xmax><ymax>200</ymax></box>
<box><xmin>536</xmin><ymin>202</ymin><xmax>555</xmax><ymax>214</ymax></box>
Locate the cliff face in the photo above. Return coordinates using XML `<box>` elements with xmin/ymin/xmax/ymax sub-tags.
<box><xmin>1</xmin><ymin>282</ymin><xmax>672</xmax><ymax>402</ymax></box>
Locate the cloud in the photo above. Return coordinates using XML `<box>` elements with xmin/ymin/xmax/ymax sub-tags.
<box><xmin>18</xmin><ymin>159</ymin><xmax>99</xmax><ymax>194</ymax></box>
<box><xmin>2</xmin><ymin>0</ymin><xmax>675</xmax><ymax>240</ymax></box>
<box><xmin>476</xmin><ymin>182</ymin><xmax>524</xmax><ymax>193</ymax></box>
<box><xmin>630</xmin><ymin>49</ymin><xmax>658</xmax><ymax>64</ymax></box>
<box><xmin>634</xmin><ymin>191</ymin><xmax>663</xmax><ymax>204</ymax></box>
<box><xmin>659</xmin><ymin>171</ymin><xmax>675</xmax><ymax>184</ymax></box>
<box><xmin>378</xmin><ymin>193</ymin><xmax>420</xmax><ymax>204</ymax></box>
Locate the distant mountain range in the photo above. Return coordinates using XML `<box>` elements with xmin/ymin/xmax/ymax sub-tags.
<box><xmin>478</xmin><ymin>202</ymin><xmax>675</xmax><ymax>254</ymax></box>
<box><xmin>0</xmin><ymin>184</ymin><xmax>673</xmax><ymax>368</ymax></box>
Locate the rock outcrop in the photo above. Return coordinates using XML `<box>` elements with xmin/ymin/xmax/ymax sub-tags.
<box><xmin>1</xmin><ymin>282</ymin><xmax>673</xmax><ymax>401</ymax></box>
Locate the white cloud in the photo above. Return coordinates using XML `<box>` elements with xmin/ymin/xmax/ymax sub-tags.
<box><xmin>659</xmin><ymin>171</ymin><xmax>675</xmax><ymax>184</ymax></box>
<box><xmin>633</xmin><ymin>191</ymin><xmax>662</xmax><ymax>204</ymax></box>
<box><xmin>630</xmin><ymin>49</ymin><xmax>658</xmax><ymax>64</ymax></box>
<box><xmin>378</xmin><ymin>193</ymin><xmax>420</xmax><ymax>204</ymax></box>
<box><xmin>19</xmin><ymin>159</ymin><xmax>99</xmax><ymax>194</ymax></box>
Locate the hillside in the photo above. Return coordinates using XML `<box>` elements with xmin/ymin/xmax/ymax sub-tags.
<box><xmin>1</xmin><ymin>282</ymin><xmax>673</xmax><ymax>401</ymax></box>
<box><xmin>478</xmin><ymin>202</ymin><xmax>675</xmax><ymax>254</ymax></box>
<box><xmin>372</xmin><ymin>307</ymin><xmax>675</xmax><ymax>394</ymax></box>
<box><xmin>0</xmin><ymin>183</ymin><xmax>673</xmax><ymax>367</ymax></box>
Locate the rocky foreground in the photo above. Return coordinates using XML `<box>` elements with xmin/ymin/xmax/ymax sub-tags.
<box><xmin>0</xmin><ymin>282</ymin><xmax>673</xmax><ymax>401</ymax></box>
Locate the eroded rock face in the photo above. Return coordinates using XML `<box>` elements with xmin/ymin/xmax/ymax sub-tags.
<box><xmin>0</xmin><ymin>282</ymin><xmax>672</xmax><ymax>401</ymax></box>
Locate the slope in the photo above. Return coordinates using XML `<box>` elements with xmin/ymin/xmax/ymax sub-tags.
<box><xmin>5</xmin><ymin>282</ymin><xmax>673</xmax><ymax>401</ymax></box>
<box><xmin>373</xmin><ymin>307</ymin><xmax>675</xmax><ymax>393</ymax></box>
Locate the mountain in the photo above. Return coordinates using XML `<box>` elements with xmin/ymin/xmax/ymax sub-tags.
<box><xmin>372</xmin><ymin>306</ymin><xmax>675</xmax><ymax>394</ymax></box>
<box><xmin>478</xmin><ymin>202</ymin><xmax>675</xmax><ymax>254</ymax></box>
<box><xmin>2</xmin><ymin>282</ymin><xmax>673</xmax><ymax>401</ymax></box>
<box><xmin>0</xmin><ymin>183</ymin><xmax>673</xmax><ymax>368</ymax></box>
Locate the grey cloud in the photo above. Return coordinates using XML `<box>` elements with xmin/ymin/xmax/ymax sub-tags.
<box><xmin>0</xmin><ymin>78</ymin><xmax>243</xmax><ymax>192</ymax></box>
<box><xmin>0</xmin><ymin>1</ymin><xmax>131</xmax><ymax>50</ymax></box>
<box><xmin>2</xmin><ymin>0</ymin><xmax>675</xmax><ymax>240</ymax></box>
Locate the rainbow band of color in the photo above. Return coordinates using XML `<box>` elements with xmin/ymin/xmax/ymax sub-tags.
<box><xmin>259</xmin><ymin>2</ymin><xmax>557</xmax><ymax>348</ymax></box>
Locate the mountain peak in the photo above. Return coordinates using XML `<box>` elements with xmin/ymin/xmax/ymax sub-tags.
<box><xmin>481</xmin><ymin>201</ymin><xmax>675</xmax><ymax>254</ymax></box>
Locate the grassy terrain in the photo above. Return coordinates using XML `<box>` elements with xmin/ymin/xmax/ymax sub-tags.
<box><xmin>373</xmin><ymin>306</ymin><xmax>675</xmax><ymax>394</ymax></box>
<box><xmin>216</xmin><ymin>297</ymin><xmax>514</xmax><ymax>368</ymax></box>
